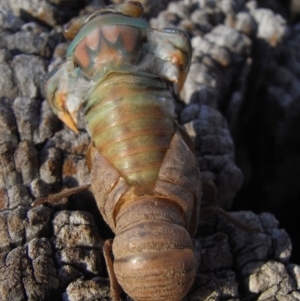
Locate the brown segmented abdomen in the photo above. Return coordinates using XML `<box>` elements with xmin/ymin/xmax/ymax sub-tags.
<box><xmin>112</xmin><ymin>197</ymin><xmax>197</xmax><ymax>301</ymax></box>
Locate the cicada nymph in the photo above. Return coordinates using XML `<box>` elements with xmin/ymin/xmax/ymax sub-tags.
<box><xmin>41</xmin><ymin>2</ymin><xmax>201</xmax><ymax>301</ymax></box>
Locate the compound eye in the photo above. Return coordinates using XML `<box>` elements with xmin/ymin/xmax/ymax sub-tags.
<box><xmin>129</xmin><ymin>1</ymin><xmax>142</xmax><ymax>6</ymax></box>
<box><xmin>121</xmin><ymin>1</ymin><xmax>144</xmax><ymax>17</ymax></box>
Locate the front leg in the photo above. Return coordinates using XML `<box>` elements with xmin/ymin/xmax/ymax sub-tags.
<box><xmin>43</xmin><ymin>57</ymin><xmax>89</xmax><ymax>133</ymax></box>
<box><xmin>145</xmin><ymin>27</ymin><xmax>192</xmax><ymax>92</ymax></box>
<box><xmin>31</xmin><ymin>184</ymin><xmax>91</xmax><ymax>207</ymax></box>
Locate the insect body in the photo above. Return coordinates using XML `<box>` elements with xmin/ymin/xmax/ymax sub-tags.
<box><xmin>43</xmin><ymin>2</ymin><xmax>201</xmax><ymax>300</ymax></box>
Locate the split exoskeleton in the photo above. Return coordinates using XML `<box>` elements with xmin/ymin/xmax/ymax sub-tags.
<box><xmin>43</xmin><ymin>2</ymin><xmax>201</xmax><ymax>301</ymax></box>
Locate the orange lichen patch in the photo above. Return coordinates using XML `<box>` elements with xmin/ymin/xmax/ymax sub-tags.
<box><xmin>85</xmin><ymin>28</ymin><xmax>100</xmax><ymax>50</ymax></box>
<box><xmin>63</xmin><ymin>158</ymin><xmax>78</xmax><ymax>176</ymax></box>
<box><xmin>46</xmin><ymin>160</ymin><xmax>58</xmax><ymax>174</ymax></box>
<box><xmin>0</xmin><ymin>188</ymin><xmax>8</xmax><ymax>210</ymax></box>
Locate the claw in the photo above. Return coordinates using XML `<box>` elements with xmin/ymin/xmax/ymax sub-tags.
<box><xmin>44</xmin><ymin>70</ymin><xmax>79</xmax><ymax>133</ymax></box>
<box><xmin>145</xmin><ymin>28</ymin><xmax>192</xmax><ymax>93</ymax></box>
<box><xmin>57</xmin><ymin>110</ymin><xmax>79</xmax><ymax>134</ymax></box>
<box><xmin>43</xmin><ymin>59</ymin><xmax>90</xmax><ymax>133</ymax></box>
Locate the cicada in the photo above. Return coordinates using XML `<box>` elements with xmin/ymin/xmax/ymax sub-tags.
<box><xmin>40</xmin><ymin>2</ymin><xmax>201</xmax><ymax>300</ymax></box>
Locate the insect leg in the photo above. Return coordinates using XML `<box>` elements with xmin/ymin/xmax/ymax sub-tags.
<box><xmin>43</xmin><ymin>58</ymin><xmax>89</xmax><ymax>133</ymax></box>
<box><xmin>145</xmin><ymin>27</ymin><xmax>192</xmax><ymax>92</ymax></box>
<box><xmin>31</xmin><ymin>184</ymin><xmax>90</xmax><ymax>207</ymax></box>
<box><xmin>103</xmin><ymin>239</ymin><xmax>123</xmax><ymax>301</ymax></box>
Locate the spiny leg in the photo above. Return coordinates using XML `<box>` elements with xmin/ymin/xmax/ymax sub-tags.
<box><xmin>103</xmin><ymin>239</ymin><xmax>123</xmax><ymax>301</ymax></box>
<box><xmin>31</xmin><ymin>184</ymin><xmax>90</xmax><ymax>207</ymax></box>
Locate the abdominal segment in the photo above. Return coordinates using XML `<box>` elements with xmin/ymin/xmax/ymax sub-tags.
<box><xmin>85</xmin><ymin>73</ymin><xmax>176</xmax><ymax>187</ymax></box>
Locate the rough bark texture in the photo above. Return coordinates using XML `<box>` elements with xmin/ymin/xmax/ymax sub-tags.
<box><xmin>0</xmin><ymin>0</ymin><xmax>300</xmax><ymax>300</ymax></box>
